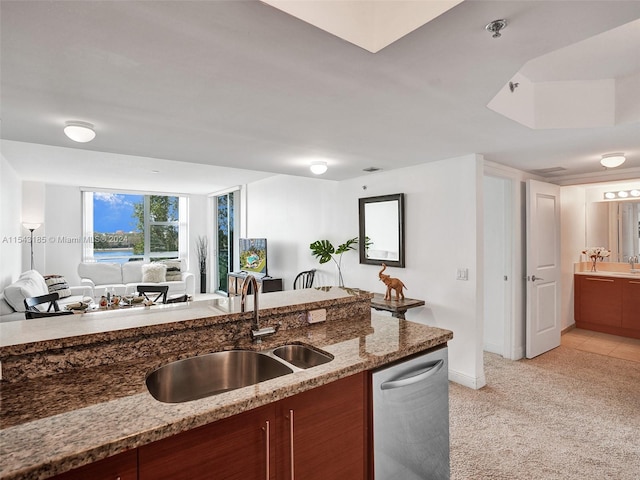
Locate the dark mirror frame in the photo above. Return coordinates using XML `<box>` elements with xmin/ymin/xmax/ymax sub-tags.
<box><xmin>359</xmin><ymin>193</ymin><xmax>405</xmax><ymax>268</ymax></box>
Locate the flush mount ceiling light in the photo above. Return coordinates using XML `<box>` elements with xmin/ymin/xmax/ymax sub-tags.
<box><xmin>64</xmin><ymin>121</ymin><xmax>96</xmax><ymax>143</ymax></box>
<box><xmin>485</xmin><ymin>19</ymin><xmax>507</xmax><ymax>38</ymax></box>
<box><xmin>600</xmin><ymin>153</ymin><xmax>626</xmax><ymax>168</ymax></box>
<box><xmin>310</xmin><ymin>161</ymin><xmax>328</xmax><ymax>175</ymax></box>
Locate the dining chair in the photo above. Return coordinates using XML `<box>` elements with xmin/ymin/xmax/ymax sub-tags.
<box><xmin>24</xmin><ymin>293</ymin><xmax>74</xmax><ymax>319</ymax></box>
<box><xmin>293</xmin><ymin>269</ymin><xmax>316</xmax><ymax>290</ymax></box>
<box><xmin>137</xmin><ymin>285</ymin><xmax>169</xmax><ymax>304</ymax></box>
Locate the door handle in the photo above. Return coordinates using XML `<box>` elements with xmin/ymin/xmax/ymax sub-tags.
<box><xmin>531</xmin><ymin>275</ymin><xmax>544</xmax><ymax>282</ymax></box>
<box><xmin>380</xmin><ymin>359</ymin><xmax>444</xmax><ymax>390</ymax></box>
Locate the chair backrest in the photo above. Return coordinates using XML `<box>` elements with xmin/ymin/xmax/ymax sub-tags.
<box><xmin>25</xmin><ymin>310</ymin><xmax>74</xmax><ymax>319</ymax></box>
<box><xmin>24</xmin><ymin>292</ymin><xmax>61</xmax><ymax>312</ymax></box>
<box><xmin>293</xmin><ymin>269</ymin><xmax>316</xmax><ymax>290</ymax></box>
<box><xmin>137</xmin><ymin>285</ymin><xmax>169</xmax><ymax>304</ymax></box>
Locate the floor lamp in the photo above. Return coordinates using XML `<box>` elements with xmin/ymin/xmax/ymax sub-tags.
<box><xmin>22</xmin><ymin>223</ymin><xmax>42</xmax><ymax>270</ymax></box>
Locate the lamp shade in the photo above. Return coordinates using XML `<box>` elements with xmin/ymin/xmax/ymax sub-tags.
<box><xmin>64</xmin><ymin>121</ymin><xmax>96</xmax><ymax>143</ymax></box>
<box><xmin>22</xmin><ymin>222</ymin><xmax>41</xmax><ymax>231</ymax></box>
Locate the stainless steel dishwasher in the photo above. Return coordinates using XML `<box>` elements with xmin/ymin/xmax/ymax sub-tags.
<box><xmin>372</xmin><ymin>345</ymin><xmax>449</xmax><ymax>479</ymax></box>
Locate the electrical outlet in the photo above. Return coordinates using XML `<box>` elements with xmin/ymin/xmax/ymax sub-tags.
<box><xmin>456</xmin><ymin>268</ymin><xmax>469</xmax><ymax>281</ymax></box>
<box><xmin>307</xmin><ymin>309</ymin><xmax>327</xmax><ymax>324</ymax></box>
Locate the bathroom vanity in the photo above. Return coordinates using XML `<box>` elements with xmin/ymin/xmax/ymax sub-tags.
<box><xmin>574</xmin><ymin>271</ymin><xmax>640</xmax><ymax>339</ymax></box>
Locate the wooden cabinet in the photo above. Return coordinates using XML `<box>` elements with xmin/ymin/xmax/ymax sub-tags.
<box><xmin>50</xmin><ymin>449</ymin><xmax>137</xmax><ymax>480</ymax></box>
<box><xmin>621</xmin><ymin>278</ymin><xmax>640</xmax><ymax>331</ymax></box>
<box><xmin>277</xmin><ymin>372</ymin><xmax>367</xmax><ymax>480</ymax></box>
<box><xmin>574</xmin><ymin>274</ymin><xmax>640</xmax><ymax>338</ymax></box>
<box><xmin>139</xmin><ymin>404</ymin><xmax>276</xmax><ymax>480</ymax></box>
<box><xmin>138</xmin><ymin>372</ymin><xmax>367</xmax><ymax>480</ymax></box>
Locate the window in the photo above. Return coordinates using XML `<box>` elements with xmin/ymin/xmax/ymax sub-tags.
<box><xmin>83</xmin><ymin>191</ymin><xmax>187</xmax><ymax>263</ymax></box>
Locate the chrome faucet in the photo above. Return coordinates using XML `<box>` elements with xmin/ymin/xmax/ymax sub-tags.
<box><xmin>240</xmin><ymin>275</ymin><xmax>276</xmax><ymax>343</ymax></box>
<box><xmin>629</xmin><ymin>255</ymin><xmax>638</xmax><ymax>270</ymax></box>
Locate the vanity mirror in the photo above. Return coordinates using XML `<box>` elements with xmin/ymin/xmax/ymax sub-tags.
<box><xmin>358</xmin><ymin>193</ymin><xmax>405</xmax><ymax>267</ymax></box>
<box><xmin>587</xmin><ymin>199</ymin><xmax>640</xmax><ymax>262</ymax></box>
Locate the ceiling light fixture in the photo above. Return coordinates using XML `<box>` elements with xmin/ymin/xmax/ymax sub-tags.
<box><xmin>64</xmin><ymin>121</ymin><xmax>96</xmax><ymax>143</ymax></box>
<box><xmin>600</xmin><ymin>153</ymin><xmax>626</xmax><ymax>168</ymax></box>
<box><xmin>310</xmin><ymin>161</ymin><xmax>328</xmax><ymax>175</ymax></box>
<box><xmin>485</xmin><ymin>19</ymin><xmax>507</xmax><ymax>38</ymax></box>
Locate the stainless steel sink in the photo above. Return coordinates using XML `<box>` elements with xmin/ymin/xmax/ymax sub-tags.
<box><xmin>271</xmin><ymin>344</ymin><xmax>333</xmax><ymax>369</ymax></box>
<box><xmin>146</xmin><ymin>350</ymin><xmax>293</xmax><ymax>403</ymax></box>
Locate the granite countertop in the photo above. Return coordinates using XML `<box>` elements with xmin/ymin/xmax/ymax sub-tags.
<box><xmin>0</xmin><ymin>289</ymin><xmax>453</xmax><ymax>480</ymax></box>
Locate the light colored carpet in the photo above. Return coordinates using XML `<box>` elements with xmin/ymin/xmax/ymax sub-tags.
<box><xmin>449</xmin><ymin>346</ymin><xmax>640</xmax><ymax>480</ymax></box>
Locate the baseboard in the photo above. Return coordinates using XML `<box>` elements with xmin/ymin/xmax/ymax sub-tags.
<box><xmin>483</xmin><ymin>342</ymin><xmax>502</xmax><ymax>355</ymax></box>
<box><xmin>449</xmin><ymin>368</ymin><xmax>486</xmax><ymax>390</ymax></box>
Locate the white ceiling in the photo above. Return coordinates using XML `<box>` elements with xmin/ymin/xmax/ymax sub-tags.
<box><xmin>1</xmin><ymin>0</ymin><xmax>640</xmax><ymax>193</ymax></box>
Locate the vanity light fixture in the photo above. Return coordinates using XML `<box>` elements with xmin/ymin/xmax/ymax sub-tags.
<box><xmin>600</xmin><ymin>153</ymin><xmax>625</xmax><ymax>168</ymax></box>
<box><xmin>64</xmin><ymin>121</ymin><xmax>96</xmax><ymax>143</ymax></box>
<box><xmin>310</xmin><ymin>161</ymin><xmax>328</xmax><ymax>175</ymax></box>
<box><xmin>603</xmin><ymin>189</ymin><xmax>640</xmax><ymax>200</ymax></box>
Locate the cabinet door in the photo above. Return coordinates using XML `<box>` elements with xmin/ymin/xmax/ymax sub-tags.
<box><xmin>277</xmin><ymin>372</ymin><xmax>367</xmax><ymax>480</ymax></box>
<box><xmin>578</xmin><ymin>276</ymin><xmax>622</xmax><ymax>327</ymax></box>
<box><xmin>139</xmin><ymin>404</ymin><xmax>276</xmax><ymax>480</ymax></box>
<box><xmin>622</xmin><ymin>279</ymin><xmax>640</xmax><ymax>331</ymax></box>
<box><xmin>50</xmin><ymin>449</ymin><xmax>137</xmax><ymax>480</ymax></box>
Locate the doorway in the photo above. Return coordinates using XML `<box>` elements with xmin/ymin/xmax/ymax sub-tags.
<box><xmin>214</xmin><ymin>191</ymin><xmax>238</xmax><ymax>295</ymax></box>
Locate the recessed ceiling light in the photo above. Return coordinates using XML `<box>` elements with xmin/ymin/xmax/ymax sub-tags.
<box><xmin>64</xmin><ymin>121</ymin><xmax>96</xmax><ymax>143</ymax></box>
<box><xmin>618</xmin><ymin>190</ymin><xmax>629</xmax><ymax>198</ymax></box>
<box><xmin>600</xmin><ymin>153</ymin><xmax>625</xmax><ymax>168</ymax></box>
<box><xmin>604</xmin><ymin>192</ymin><xmax>616</xmax><ymax>199</ymax></box>
<box><xmin>151</xmin><ymin>170</ymin><xmax>160</xmax><ymax>174</ymax></box>
<box><xmin>310</xmin><ymin>161</ymin><xmax>328</xmax><ymax>175</ymax></box>
<box><xmin>630</xmin><ymin>190</ymin><xmax>640</xmax><ymax>197</ymax></box>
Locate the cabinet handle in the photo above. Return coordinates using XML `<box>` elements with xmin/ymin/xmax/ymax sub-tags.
<box><xmin>585</xmin><ymin>278</ymin><xmax>614</xmax><ymax>282</ymax></box>
<box><xmin>630</xmin><ymin>281</ymin><xmax>640</xmax><ymax>285</ymax></box>
<box><xmin>264</xmin><ymin>420</ymin><xmax>270</xmax><ymax>480</ymax></box>
<box><xmin>289</xmin><ymin>409</ymin><xmax>295</xmax><ymax>480</ymax></box>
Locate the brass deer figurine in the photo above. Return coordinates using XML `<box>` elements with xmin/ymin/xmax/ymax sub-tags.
<box><xmin>378</xmin><ymin>263</ymin><xmax>406</xmax><ymax>301</ymax></box>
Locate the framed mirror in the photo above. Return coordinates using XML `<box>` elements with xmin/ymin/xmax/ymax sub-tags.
<box><xmin>359</xmin><ymin>193</ymin><xmax>405</xmax><ymax>267</ymax></box>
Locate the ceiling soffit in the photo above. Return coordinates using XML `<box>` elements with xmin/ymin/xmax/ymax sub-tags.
<box><xmin>261</xmin><ymin>0</ymin><xmax>463</xmax><ymax>53</ymax></box>
<box><xmin>488</xmin><ymin>19</ymin><xmax>640</xmax><ymax>129</ymax></box>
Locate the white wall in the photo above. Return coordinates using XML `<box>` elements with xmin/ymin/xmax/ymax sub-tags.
<box><xmin>245</xmin><ymin>175</ymin><xmax>339</xmax><ymax>290</ymax></box>
<box><xmin>246</xmin><ymin>154</ymin><xmax>487</xmax><ymax>389</ymax></box>
<box><xmin>0</xmin><ymin>154</ymin><xmax>23</xmax><ymax>288</ymax></box>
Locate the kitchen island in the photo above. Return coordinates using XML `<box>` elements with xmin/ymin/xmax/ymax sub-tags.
<box><xmin>0</xmin><ymin>287</ymin><xmax>452</xmax><ymax>480</ymax></box>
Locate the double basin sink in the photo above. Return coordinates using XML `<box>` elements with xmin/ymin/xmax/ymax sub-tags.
<box><xmin>146</xmin><ymin>344</ymin><xmax>333</xmax><ymax>403</ymax></box>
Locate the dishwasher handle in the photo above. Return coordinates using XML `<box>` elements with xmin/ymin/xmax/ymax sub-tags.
<box><xmin>380</xmin><ymin>359</ymin><xmax>445</xmax><ymax>390</ymax></box>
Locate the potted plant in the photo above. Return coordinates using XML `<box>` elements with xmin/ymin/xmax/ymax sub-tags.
<box><xmin>310</xmin><ymin>237</ymin><xmax>358</xmax><ymax>287</ymax></box>
<box><xmin>196</xmin><ymin>235</ymin><xmax>208</xmax><ymax>293</ymax></box>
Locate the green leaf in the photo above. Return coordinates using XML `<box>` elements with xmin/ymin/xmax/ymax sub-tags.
<box><xmin>310</xmin><ymin>240</ymin><xmax>335</xmax><ymax>264</ymax></box>
<box><xmin>335</xmin><ymin>237</ymin><xmax>358</xmax><ymax>255</ymax></box>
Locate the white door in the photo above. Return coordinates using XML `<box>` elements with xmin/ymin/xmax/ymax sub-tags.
<box><xmin>526</xmin><ymin>179</ymin><xmax>561</xmax><ymax>358</ymax></box>
<box><xmin>483</xmin><ymin>175</ymin><xmax>512</xmax><ymax>357</ymax></box>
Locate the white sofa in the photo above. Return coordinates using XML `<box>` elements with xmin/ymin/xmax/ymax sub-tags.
<box><xmin>0</xmin><ymin>270</ymin><xmax>93</xmax><ymax>322</ymax></box>
<box><xmin>77</xmin><ymin>260</ymin><xmax>195</xmax><ymax>298</ymax></box>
